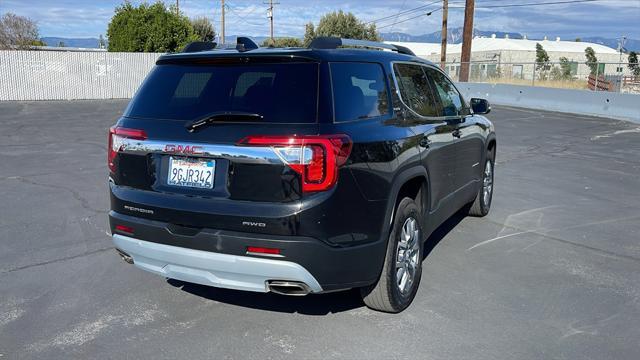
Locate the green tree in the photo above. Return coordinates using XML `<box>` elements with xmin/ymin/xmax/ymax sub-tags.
<box><xmin>303</xmin><ymin>22</ymin><xmax>316</xmax><ymax>47</ymax></box>
<box><xmin>261</xmin><ymin>37</ymin><xmax>302</xmax><ymax>48</ymax></box>
<box><xmin>0</xmin><ymin>12</ymin><xmax>41</xmax><ymax>49</ymax></box>
<box><xmin>584</xmin><ymin>46</ymin><xmax>599</xmax><ymax>75</ymax></box>
<box><xmin>191</xmin><ymin>16</ymin><xmax>216</xmax><ymax>42</ymax></box>
<box><xmin>535</xmin><ymin>43</ymin><xmax>550</xmax><ymax>70</ymax></box>
<box><xmin>30</xmin><ymin>39</ymin><xmax>46</xmax><ymax>46</ymax></box>
<box><xmin>550</xmin><ymin>58</ymin><xmax>573</xmax><ymax>81</ymax></box>
<box><xmin>628</xmin><ymin>51</ymin><xmax>640</xmax><ymax>77</ymax></box>
<box><xmin>559</xmin><ymin>56</ymin><xmax>573</xmax><ymax>80</ymax></box>
<box><xmin>303</xmin><ymin>10</ymin><xmax>380</xmax><ymax>47</ymax></box>
<box><xmin>535</xmin><ymin>43</ymin><xmax>550</xmax><ymax>79</ymax></box>
<box><xmin>107</xmin><ymin>2</ymin><xmax>198</xmax><ymax>52</ymax></box>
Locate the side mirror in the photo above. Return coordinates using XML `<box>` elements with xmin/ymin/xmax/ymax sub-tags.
<box><xmin>470</xmin><ymin>98</ymin><xmax>491</xmax><ymax>115</ymax></box>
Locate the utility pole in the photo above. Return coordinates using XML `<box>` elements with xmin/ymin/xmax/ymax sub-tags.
<box><xmin>459</xmin><ymin>0</ymin><xmax>475</xmax><ymax>82</ymax></box>
<box><xmin>440</xmin><ymin>0</ymin><xmax>448</xmax><ymax>70</ymax></box>
<box><xmin>221</xmin><ymin>0</ymin><xmax>225</xmax><ymax>45</ymax></box>
<box><xmin>619</xmin><ymin>35</ymin><xmax>626</xmax><ymax>62</ymax></box>
<box><xmin>265</xmin><ymin>0</ymin><xmax>279</xmax><ymax>43</ymax></box>
<box><xmin>176</xmin><ymin>0</ymin><xmax>179</xmax><ymax>15</ymax></box>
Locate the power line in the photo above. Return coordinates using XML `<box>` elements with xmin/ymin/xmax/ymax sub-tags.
<box><xmin>228</xmin><ymin>5</ymin><xmax>259</xmax><ymax>26</ymax></box>
<box><xmin>366</xmin><ymin>0</ymin><xmax>443</xmax><ymax>24</ymax></box>
<box><xmin>375</xmin><ymin>0</ymin><xmax>614</xmax><ymax>31</ymax></box>
<box><xmin>225</xmin><ymin>4</ymin><xmax>268</xmax><ymax>27</ymax></box>
<box><xmin>389</xmin><ymin>0</ymin><xmax>408</xmax><ymax>33</ymax></box>
<box><xmin>450</xmin><ymin>0</ymin><xmax>607</xmax><ymax>9</ymax></box>
<box><xmin>376</xmin><ymin>7</ymin><xmax>443</xmax><ymax>30</ymax></box>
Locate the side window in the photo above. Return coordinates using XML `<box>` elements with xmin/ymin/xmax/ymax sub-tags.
<box><xmin>330</xmin><ymin>62</ymin><xmax>389</xmax><ymax>122</ymax></box>
<box><xmin>425</xmin><ymin>68</ymin><xmax>465</xmax><ymax>117</ymax></box>
<box><xmin>393</xmin><ymin>63</ymin><xmax>439</xmax><ymax>117</ymax></box>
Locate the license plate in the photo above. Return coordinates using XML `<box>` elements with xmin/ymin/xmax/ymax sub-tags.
<box><xmin>167</xmin><ymin>157</ymin><xmax>215</xmax><ymax>189</ymax></box>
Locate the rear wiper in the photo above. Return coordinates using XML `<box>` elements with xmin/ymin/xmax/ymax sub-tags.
<box><xmin>185</xmin><ymin>111</ymin><xmax>263</xmax><ymax>132</ymax></box>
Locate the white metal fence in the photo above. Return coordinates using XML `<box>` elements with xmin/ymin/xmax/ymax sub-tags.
<box><xmin>0</xmin><ymin>51</ymin><xmax>162</xmax><ymax>101</ymax></box>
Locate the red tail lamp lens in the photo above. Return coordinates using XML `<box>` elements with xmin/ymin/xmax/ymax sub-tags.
<box><xmin>115</xmin><ymin>224</ymin><xmax>134</xmax><ymax>234</ymax></box>
<box><xmin>237</xmin><ymin>134</ymin><xmax>352</xmax><ymax>192</ymax></box>
<box><xmin>108</xmin><ymin>126</ymin><xmax>147</xmax><ymax>173</ymax></box>
<box><xmin>247</xmin><ymin>246</ymin><xmax>281</xmax><ymax>255</ymax></box>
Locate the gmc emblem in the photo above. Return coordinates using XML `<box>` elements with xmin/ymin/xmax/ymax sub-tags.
<box><xmin>164</xmin><ymin>144</ymin><xmax>203</xmax><ymax>155</ymax></box>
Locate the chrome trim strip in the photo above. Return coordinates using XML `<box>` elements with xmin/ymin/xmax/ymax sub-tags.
<box><xmin>246</xmin><ymin>251</ymin><xmax>284</xmax><ymax>258</ymax></box>
<box><xmin>116</xmin><ymin>138</ymin><xmax>282</xmax><ymax>165</ymax></box>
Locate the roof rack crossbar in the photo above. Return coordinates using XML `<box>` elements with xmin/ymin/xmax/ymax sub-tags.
<box><xmin>308</xmin><ymin>37</ymin><xmax>415</xmax><ymax>56</ymax></box>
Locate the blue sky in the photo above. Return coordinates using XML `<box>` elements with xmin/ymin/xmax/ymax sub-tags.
<box><xmin>1</xmin><ymin>0</ymin><xmax>639</xmax><ymax>40</ymax></box>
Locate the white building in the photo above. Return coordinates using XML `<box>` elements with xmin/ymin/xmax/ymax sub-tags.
<box><xmin>388</xmin><ymin>36</ymin><xmax>630</xmax><ymax>81</ymax></box>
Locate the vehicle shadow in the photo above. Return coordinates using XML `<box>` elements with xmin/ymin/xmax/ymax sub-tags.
<box><xmin>168</xmin><ymin>207</ymin><xmax>466</xmax><ymax>314</ymax></box>
<box><xmin>167</xmin><ymin>279</ymin><xmax>365</xmax><ymax>315</ymax></box>
<box><xmin>422</xmin><ymin>206</ymin><xmax>468</xmax><ymax>260</ymax></box>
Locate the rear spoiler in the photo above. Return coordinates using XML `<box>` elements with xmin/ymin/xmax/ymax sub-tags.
<box><xmin>182</xmin><ymin>37</ymin><xmax>259</xmax><ymax>53</ymax></box>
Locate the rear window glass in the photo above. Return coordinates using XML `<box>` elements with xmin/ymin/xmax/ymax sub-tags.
<box><xmin>393</xmin><ymin>63</ymin><xmax>440</xmax><ymax>117</ymax></box>
<box><xmin>126</xmin><ymin>63</ymin><xmax>318</xmax><ymax>123</ymax></box>
<box><xmin>330</xmin><ymin>62</ymin><xmax>389</xmax><ymax>122</ymax></box>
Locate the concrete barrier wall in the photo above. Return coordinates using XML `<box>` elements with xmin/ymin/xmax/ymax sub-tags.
<box><xmin>456</xmin><ymin>83</ymin><xmax>640</xmax><ymax>123</ymax></box>
<box><xmin>0</xmin><ymin>51</ymin><xmax>161</xmax><ymax>101</ymax></box>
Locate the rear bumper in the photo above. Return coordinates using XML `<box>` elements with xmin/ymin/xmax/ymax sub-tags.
<box><xmin>113</xmin><ymin>234</ymin><xmax>323</xmax><ymax>293</ymax></box>
<box><xmin>109</xmin><ymin>211</ymin><xmax>386</xmax><ymax>291</ymax></box>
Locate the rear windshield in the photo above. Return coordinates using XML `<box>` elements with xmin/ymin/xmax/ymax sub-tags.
<box><xmin>126</xmin><ymin>63</ymin><xmax>318</xmax><ymax>123</ymax></box>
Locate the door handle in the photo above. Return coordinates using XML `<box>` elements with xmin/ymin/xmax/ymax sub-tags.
<box><xmin>452</xmin><ymin>129</ymin><xmax>462</xmax><ymax>138</ymax></box>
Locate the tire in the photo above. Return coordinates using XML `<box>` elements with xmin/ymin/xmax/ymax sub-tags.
<box><xmin>360</xmin><ymin>197</ymin><xmax>423</xmax><ymax>313</ymax></box>
<box><xmin>468</xmin><ymin>149</ymin><xmax>494</xmax><ymax>217</ymax></box>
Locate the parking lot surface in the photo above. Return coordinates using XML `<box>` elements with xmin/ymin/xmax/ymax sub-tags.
<box><xmin>1</xmin><ymin>100</ymin><xmax>639</xmax><ymax>359</ymax></box>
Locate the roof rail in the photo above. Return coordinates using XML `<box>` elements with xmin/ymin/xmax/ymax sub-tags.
<box><xmin>182</xmin><ymin>41</ymin><xmax>217</xmax><ymax>53</ymax></box>
<box><xmin>308</xmin><ymin>37</ymin><xmax>415</xmax><ymax>56</ymax></box>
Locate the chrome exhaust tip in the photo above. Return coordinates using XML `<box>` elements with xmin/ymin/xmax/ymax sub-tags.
<box><xmin>266</xmin><ymin>280</ymin><xmax>311</xmax><ymax>296</ymax></box>
<box><xmin>116</xmin><ymin>248</ymin><xmax>134</xmax><ymax>264</ymax></box>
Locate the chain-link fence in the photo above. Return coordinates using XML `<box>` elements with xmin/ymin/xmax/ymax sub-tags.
<box><xmin>445</xmin><ymin>61</ymin><xmax>640</xmax><ymax>94</ymax></box>
<box><xmin>0</xmin><ymin>50</ymin><xmax>162</xmax><ymax>101</ymax></box>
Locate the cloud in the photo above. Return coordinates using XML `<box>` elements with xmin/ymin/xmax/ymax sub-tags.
<box><xmin>0</xmin><ymin>0</ymin><xmax>638</xmax><ymax>39</ymax></box>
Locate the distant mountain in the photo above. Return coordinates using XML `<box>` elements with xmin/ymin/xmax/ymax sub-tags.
<box><xmin>41</xmin><ymin>37</ymin><xmax>104</xmax><ymax>48</ymax></box>
<box><xmin>381</xmin><ymin>27</ymin><xmax>523</xmax><ymax>43</ymax></box>
<box><xmin>581</xmin><ymin>37</ymin><xmax>640</xmax><ymax>53</ymax></box>
<box><xmin>381</xmin><ymin>27</ymin><xmax>640</xmax><ymax>52</ymax></box>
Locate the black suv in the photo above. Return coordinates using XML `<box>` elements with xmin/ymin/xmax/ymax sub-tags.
<box><xmin>109</xmin><ymin>37</ymin><xmax>496</xmax><ymax>313</ymax></box>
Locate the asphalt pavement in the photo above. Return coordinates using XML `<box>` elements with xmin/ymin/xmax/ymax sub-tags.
<box><xmin>1</xmin><ymin>100</ymin><xmax>639</xmax><ymax>359</ymax></box>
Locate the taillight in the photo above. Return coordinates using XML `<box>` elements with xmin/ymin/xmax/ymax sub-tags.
<box><xmin>108</xmin><ymin>126</ymin><xmax>147</xmax><ymax>173</ymax></box>
<box><xmin>237</xmin><ymin>134</ymin><xmax>352</xmax><ymax>192</ymax></box>
<box><xmin>115</xmin><ymin>224</ymin><xmax>135</xmax><ymax>234</ymax></box>
<box><xmin>246</xmin><ymin>246</ymin><xmax>281</xmax><ymax>255</ymax></box>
